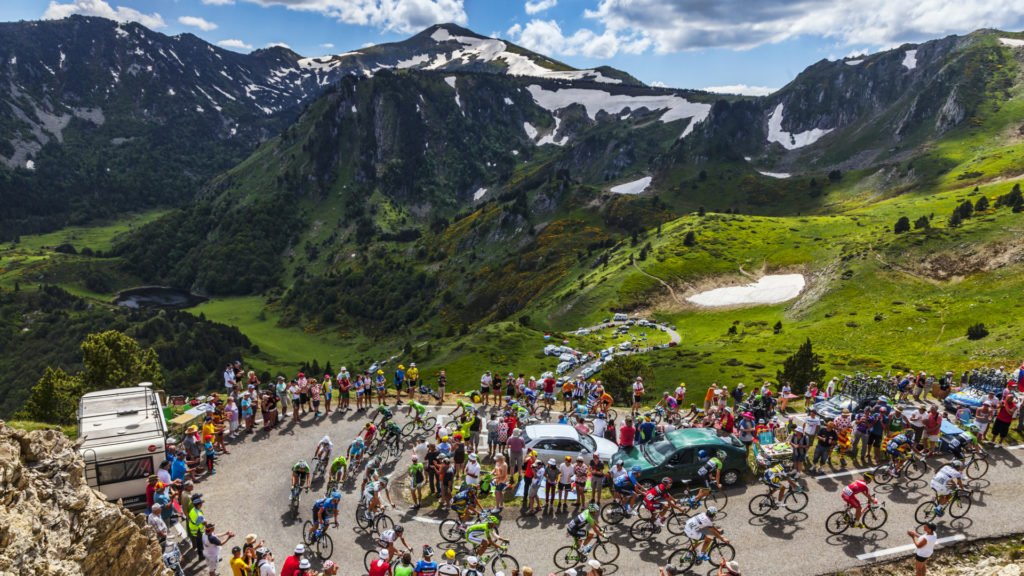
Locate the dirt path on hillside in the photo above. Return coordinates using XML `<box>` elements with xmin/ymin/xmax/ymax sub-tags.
<box><xmin>632</xmin><ymin>261</ymin><xmax>682</xmax><ymax>304</ymax></box>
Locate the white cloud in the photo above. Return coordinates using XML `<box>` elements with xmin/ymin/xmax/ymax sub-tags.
<box><xmin>266</xmin><ymin>42</ymin><xmax>291</xmax><ymax>49</ymax></box>
<box><xmin>240</xmin><ymin>0</ymin><xmax>467</xmax><ymax>34</ymax></box>
<box><xmin>650</xmin><ymin>81</ymin><xmax>667</xmax><ymax>87</ymax></box>
<box><xmin>704</xmin><ymin>84</ymin><xmax>777</xmax><ymax>96</ymax></box>
<box><xmin>361</xmin><ymin>41</ymin><xmax>377</xmax><ymax>48</ymax></box>
<box><xmin>506</xmin><ymin>19</ymin><xmax>649</xmax><ymax>59</ymax></box>
<box><xmin>178</xmin><ymin>15</ymin><xmax>218</xmax><ymax>31</ymax></box>
<box><xmin>202</xmin><ymin>0</ymin><xmax>235</xmax><ymax>4</ymax></box>
<box><xmin>585</xmin><ymin>0</ymin><xmax>1024</xmax><ymax>53</ymax></box>
<box><xmin>42</xmin><ymin>0</ymin><xmax>166</xmax><ymax>29</ymax></box>
<box><xmin>320</xmin><ymin>42</ymin><xmax>335</xmax><ymax>49</ymax></box>
<box><xmin>524</xmin><ymin>0</ymin><xmax>557</xmax><ymax>15</ymax></box>
<box><xmin>217</xmin><ymin>38</ymin><xmax>254</xmax><ymax>51</ymax></box>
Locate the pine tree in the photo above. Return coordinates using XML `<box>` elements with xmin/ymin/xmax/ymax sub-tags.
<box><xmin>914</xmin><ymin>216</ymin><xmax>930</xmax><ymax>230</ymax></box>
<box><xmin>80</xmin><ymin>330</ymin><xmax>163</xmax><ymax>392</ymax></box>
<box><xmin>776</xmin><ymin>338</ymin><xmax>826</xmax><ymax>395</ymax></box>
<box><xmin>974</xmin><ymin>196</ymin><xmax>989</xmax><ymax>212</ymax></box>
<box><xmin>17</xmin><ymin>367</ymin><xmax>81</xmax><ymax>425</ymax></box>
<box><xmin>948</xmin><ymin>210</ymin><xmax>963</xmax><ymax>228</ymax></box>
<box><xmin>893</xmin><ymin>216</ymin><xmax>911</xmax><ymax>234</ymax></box>
<box><xmin>773</xmin><ymin>321</ymin><xmax>783</xmax><ymax>334</ymax></box>
<box><xmin>683</xmin><ymin>231</ymin><xmax>697</xmax><ymax>246</ymax></box>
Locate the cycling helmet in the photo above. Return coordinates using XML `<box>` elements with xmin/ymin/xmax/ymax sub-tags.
<box><xmin>706</xmin><ymin>506</ymin><xmax>718</xmax><ymax>517</ymax></box>
<box><xmin>661</xmin><ymin>477</ymin><xmax>673</xmax><ymax>487</ymax></box>
<box><xmin>365</xmin><ymin>422</ymin><xmax>373</xmax><ymax>429</ymax></box>
<box><xmin>380</xmin><ymin>475</ymin><xmax>391</xmax><ymax>485</ymax></box>
<box><xmin>331</xmin><ymin>491</ymin><xmax>341</xmax><ymax>500</ymax></box>
<box><xmin>423</xmin><ymin>545</ymin><xmax>434</xmax><ymax>557</ymax></box>
<box><xmin>862</xmin><ymin>473</ymin><xmax>874</xmax><ymax>483</ymax></box>
<box><xmin>697</xmin><ymin>450</ymin><xmax>707</xmax><ymax>460</ymax></box>
<box><xmin>394</xmin><ymin>524</ymin><xmax>404</xmax><ymax>533</ymax></box>
<box><xmin>716</xmin><ymin>450</ymin><xmax>727</xmax><ymax>460</ymax></box>
<box><xmin>631</xmin><ymin>465</ymin><xmax>642</xmax><ymax>473</ymax></box>
<box><xmin>487</xmin><ymin>515</ymin><xmax>499</xmax><ymax>526</ymax></box>
<box><xmin>296</xmin><ymin>459</ymin><xmax>309</xmax><ymax>468</ymax></box>
<box><xmin>951</xmin><ymin>460</ymin><xmax>964</xmax><ymax>469</ymax></box>
<box><xmin>587</xmin><ymin>503</ymin><xmax>599</xmax><ymax>513</ymax></box>
<box><xmin>444</xmin><ymin>549</ymin><xmax>456</xmax><ymax>560</ymax></box>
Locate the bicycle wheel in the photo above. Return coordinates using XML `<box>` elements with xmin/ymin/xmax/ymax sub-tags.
<box><xmin>423</xmin><ymin>416</ymin><xmax>437</xmax><ymax>430</ymax></box>
<box><xmin>825</xmin><ymin>511</ymin><xmax>850</xmax><ymax>535</ymax></box>
<box><xmin>594</xmin><ymin>540</ymin><xmax>620</xmax><ymax>564</ymax></box>
<box><xmin>629</xmin><ymin>519</ymin><xmax>656</xmax><ymax>541</ymax></box>
<box><xmin>914</xmin><ymin>501</ymin><xmax>938</xmax><ymax>525</ymax></box>
<box><xmin>784</xmin><ymin>491</ymin><xmax>809</xmax><ymax>513</ymax></box>
<box><xmin>444</xmin><ymin>421</ymin><xmax>459</xmax><ymax>435</ymax></box>
<box><xmin>872</xmin><ymin>464</ymin><xmax>893</xmax><ymax>485</ymax></box>
<box><xmin>491</xmin><ymin>554</ymin><xmax>519</xmax><ymax>574</ymax></box>
<box><xmin>364</xmin><ymin>549</ymin><xmax>376</xmax><ymax>572</ymax></box>
<box><xmin>316</xmin><ymin>533</ymin><xmax>334</xmax><ymax>559</ymax></box>
<box><xmin>606</xmin><ymin>409</ymin><xmax>618</xmax><ymax>421</ymax></box>
<box><xmin>966</xmin><ymin>458</ymin><xmax>988</xmax><ymax>479</ymax></box>
<box><xmin>375</xmin><ymin>514</ymin><xmax>395</xmax><ymax>534</ymax></box>
<box><xmin>666</xmin><ymin>512</ymin><xmax>689</xmax><ymax>535</ymax></box>
<box><xmin>302</xmin><ymin>521</ymin><xmax>314</xmax><ymax>545</ymax></box>
<box><xmin>666</xmin><ymin>548</ymin><xmax>696</xmax><ymax>573</ymax></box>
<box><xmin>706</xmin><ymin>489</ymin><xmax>728</xmax><ymax>511</ymax></box>
<box><xmin>600</xmin><ymin>502</ymin><xmax>626</xmax><ymax>525</ymax></box>
<box><xmin>401</xmin><ymin>422</ymin><xmax>416</xmax><ymax>437</ymax></box>
<box><xmin>863</xmin><ymin>506</ymin><xmax>888</xmax><ymax>530</ymax></box>
<box><xmin>439</xmin><ymin>519</ymin><xmax>463</xmax><ymax>543</ymax></box>
<box><xmin>904</xmin><ymin>459</ymin><xmax>927</xmax><ymax>481</ymax></box>
<box><xmin>949</xmin><ymin>493</ymin><xmax>972</xmax><ymax>519</ymax></box>
<box><xmin>708</xmin><ymin>542</ymin><xmax>736</xmax><ymax>564</ymax></box>
<box><xmin>553</xmin><ymin>546</ymin><xmax>581</xmax><ymax>570</ymax></box>
<box><xmin>748</xmin><ymin>494</ymin><xmax>773</xmax><ymax>517</ymax></box>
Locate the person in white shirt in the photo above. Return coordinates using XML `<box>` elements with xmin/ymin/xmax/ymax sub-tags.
<box><xmin>255</xmin><ymin>548</ymin><xmax>277</xmax><ymax>576</ymax></box>
<box><xmin>465</xmin><ymin>454</ymin><xmax>481</xmax><ymax>486</ymax></box>
<box><xmin>147</xmin><ymin>504</ymin><xmax>168</xmax><ymax>541</ymax></box>
<box><xmin>558</xmin><ymin>457</ymin><xmax>575</xmax><ymax>511</ymax></box>
<box><xmin>202</xmin><ymin>523</ymin><xmax>234</xmax><ymax>576</ymax></box>
<box><xmin>223</xmin><ymin>365</ymin><xmax>236</xmax><ymax>396</ymax></box>
<box><xmin>803</xmin><ymin>410</ymin><xmax>822</xmax><ymax>437</ymax></box>
<box><xmin>908</xmin><ymin>522</ymin><xmax>937</xmax><ymax>576</ymax></box>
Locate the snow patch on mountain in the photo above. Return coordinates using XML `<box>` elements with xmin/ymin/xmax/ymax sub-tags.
<box><xmin>526</xmin><ymin>85</ymin><xmax>710</xmax><ymax>139</ymax></box>
<box><xmin>999</xmin><ymin>38</ymin><xmax>1024</xmax><ymax>47</ymax></box>
<box><xmin>536</xmin><ymin>116</ymin><xmax>568</xmax><ymax>146</ymax></box>
<box><xmin>845</xmin><ymin>59</ymin><xmax>863</xmax><ymax>65</ymax></box>
<box><xmin>902</xmin><ymin>49</ymin><xmax>918</xmax><ymax>70</ymax></box>
<box><xmin>473</xmin><ymin>187</ymin><xmax>488</xmax><ymax>201</ymax></box>
<box><xmin>767</xmin><ymin>103</ymin><xmax>833</xmax><ymax>150</ymax></box>
<box><xmin>610</xmin><ymin>176</ymin><xmax>652</xmax><ymax>195</ymax></box>
<box><xmin>757</xmin><ymin>170</ymin><xmax>791</xmax><ymax>179</ymax></box>
<box><xmin>504</xmin><ymin>97</ymin><xmax>514</xmax><ymax>105</ymax></box>
<box><xmin>444</xmin><ymin>76</ymin><xmax>457</xmax><ymax>89</ymax></box>
<box><xmin>523</xmin><ymin>122</ymin><xmax>538</xmax><ymax>139</ymax></box>
<box><xmin>396</xmin><ymin>53</ymin><xmax>430</xmax><ymax>69</ymax></box>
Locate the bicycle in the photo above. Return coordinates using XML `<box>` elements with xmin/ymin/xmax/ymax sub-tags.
<box><xmin>324</xmin><ymin>478</ymin><xmax>340</xmax><ymax>498</ymax></box>
<box><xmin>313</xmin><ymin>456</ymin><xmax>328</xmax><ymax>479</ymax></box>
<box><xmin>629</xmin><ymin>509</ymin><xmax>690</xmax><ymax>540</ymax></box>
<box><xmin>748</xmin><ymin>484</ymin><xmax>809</xmax><ymax>517</ymax></box>
<box><xmin>439</xmin><ymin>508</ymin><xmax>501</xmax><ymax>543</ymax></box>
<box><xmin>553</xmin><ymin>533</ymin><xmax>620</xmax><ymax>569</ymax></box>
<box><xmin>599</xmin><ymin>500</ymin><xmax>638</xmax><ymax>525</ymax></box>
<box><xmin>872</xmin><ymin>452</ymin><xmax>927</xmax><ymax>484</ymax></box>
<box><xmin>478</xmin><ymin>540</ymin><xmax>519</xmax><ymax>573</ymax></box>
<box><xmin>963</xmin><ymin>449</ymin><xmax>989</xmax><ymax>479</ymax></box>
<box><xmin>289</xmin><ymin>485</ymin><xmax>306</xmax><ymax>513</ymax></box>
<box><xmin>914</xmin><ymin>488</ymin><xmax>972</xmax><ymax>524</ymax></box>
<box><xmin>825</xmin><ymin>500</ymin><xmax>888</xmax><ymax>535</ymax></box>
<box><xmin>355</xmin><ymin>502</ymin><xmax>395</xmax><ymax>536</ymax></box>
<box><xmin>301</xmin><ymin>520</ymin><xmax>335</xmax><ymax>559</ymax></box>
<box><xmin>678</xmin><ymin>482</ymin><xmax>729</xmax><ymax>512</ymax></box>
<box><xmin>401</xmin><ymin>413</ymin><xmax>438</xmax><ymax>438</ymax></box>
<box><xmin>665</xmin><ymin>531</ymin><xmax>735</xmax><ymax>572</ymax></box>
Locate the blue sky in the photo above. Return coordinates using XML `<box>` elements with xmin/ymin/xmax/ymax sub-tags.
<box><xmin>8</xmin><ymin>0</ymin><xmax>1024</xmax><ymax>93</ymax></box>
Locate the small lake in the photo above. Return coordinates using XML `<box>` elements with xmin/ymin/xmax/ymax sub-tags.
<box><xmin>114</xmin><ymin>286</ymin><xmax>207</xmax><ymax>310</ymax></box>
<box><xmin>686</xmin><ymin>274</ymin><xmax>805</xmax><ymax>307</ymax></box>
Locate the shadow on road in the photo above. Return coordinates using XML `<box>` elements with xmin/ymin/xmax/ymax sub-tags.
<box><xmin>748</xmin><ymin>512</ymin><xmax>807</xmax><ymax>540</ymax></box>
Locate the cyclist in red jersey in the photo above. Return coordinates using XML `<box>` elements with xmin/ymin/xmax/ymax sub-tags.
<box><xmin>643</xmin><ymin>477</ymin><xmax>685</xmax><ymax>531</ymax></box>
<box><xmin>841</xmin><ymin>474</ymin><xmax>876</xmax><ymax>527</ymax></box>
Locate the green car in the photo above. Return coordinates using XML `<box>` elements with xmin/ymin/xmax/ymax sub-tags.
<box><xmin>611</xmin><ymin>428</ymin><xmax>748</xmax><ymax>487</ymax></box>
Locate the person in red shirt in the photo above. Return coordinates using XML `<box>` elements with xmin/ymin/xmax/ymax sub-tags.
<box><xmin>364</xmin><ymin>422</ymin><xmax>377</xmax><ymax>444</ymax></box>
<box><xmin>618</xmin><ymin>418</ymin><xmax>636</xmax><ymax>449</ymax></box>
<box><xmin>718</xmin><ymin>408</ymin><xmax>735</xmax><ymax>435</ymax></box>
<box><xmin>543</xmin><ymin>375</ymin><xmax>557</xmax><ymax>411</ymax></box>
<box><xmin>841</xmin><ymin>474</ymin><xmax>876</xmax><ymax>527</ymax></box>
<box><xmin>280</xmin><ymin>544</ymin><xmax>304</xmax><ymax>576</ymax></box>
<box><xmin>994</xmin><ymin>393</ymin><xmax>1017</xmax><ymax>445</ymax></box>
<box><xmin>368</xmin><ymin>549</ymin><xmax>390</xmax><ymax>576</ymax></box>
<box><xmin>145</xmin><ymin>475</ymin><xmax>158</xmax><ymax>512</ymax></box>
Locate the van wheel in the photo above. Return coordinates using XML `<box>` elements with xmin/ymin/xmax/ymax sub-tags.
<box><xmin>721</xmin><ymin>469</ymin><xmax>740</xmax><ymax>487</ymax></box>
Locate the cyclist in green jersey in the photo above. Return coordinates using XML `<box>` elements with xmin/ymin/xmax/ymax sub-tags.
<box><xmin>329</xmin><ymin>455</ymin><xmax>348</xmax><ymax>484</ymax></box>
<box><xmin>407</xmin><ymin>400</ymin><xmax>427</xmax><ymax>422</ymax></box>
<box><xmin>448</xmin><ymin>399</ymin><xmax>474</xmax><ymax>419</ymax></box>
<box><xmin>465</xmin><ymin>515</ymin><xmax>505</xmax><ymax>557</ymax></box>
<box><xmin>566</xmin><ymin>503</ymin><xmax>603</xmax><ymax>552</ymax></box>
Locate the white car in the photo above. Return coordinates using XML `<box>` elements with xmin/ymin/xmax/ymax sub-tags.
<box><xmin>522</xmin><ymin>424</ymin><xmax>619</xmax><ymax>463</ymax></box>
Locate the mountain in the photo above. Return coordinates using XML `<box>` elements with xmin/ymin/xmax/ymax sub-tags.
<box><xmin>0</xmin><ymin>17</ymin><xmax>641</xmax><ymax>239</ymax></box>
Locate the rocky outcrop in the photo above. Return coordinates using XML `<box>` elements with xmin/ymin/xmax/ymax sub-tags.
<box><xmin>0</xmin><ymin>423</ymin><xmax>167</xmax><ymax>576</ymax></box>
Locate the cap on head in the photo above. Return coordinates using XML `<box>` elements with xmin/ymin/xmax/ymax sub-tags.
<box><xmin>294</xmin><ymin>544</ymin><xmax>305</xmax><ymax>555</ymax></box>
<box><xmin>379</xmin><ymin>549</ymin><xmax>390</xmax><ymax>560</ymax></box>
<box><xmin>588</xmin><ymin>559</ymin><xmax>601</xmax><ymax>570</ymax></box>
<box><xmin>299</xmin><ymin>558</ymin><xmax>311</xmax><ymax>569</ymax></box>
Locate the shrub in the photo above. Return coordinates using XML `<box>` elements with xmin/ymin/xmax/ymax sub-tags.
<box><xmin>894</xmin><ymin>216</ymin><xmax>911</xmax><ymax>234</ymax></box>
<box><xmin>966</xmin><ymin>323</ymin><xmax>989</xmax><ymax>340</ymax></box>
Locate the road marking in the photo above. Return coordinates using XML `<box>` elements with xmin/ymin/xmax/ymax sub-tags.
<box><xmin>814</xmin><ymin>466</ymin><xmax>875</xmax><ymax>480</ymax></box>
<box><xmin>1007</xmin><ymin>444</ymin><xmax>1024</xmax><ymax>450</ymax></box>
<box><xmin>856</xmin><ymin>534</ymin><xmax>965</xmax><ymax>561</ymax></box>
<box><xmin>412</xmin><ymin>516</ymin><xmax>442</xmax><ymax>525</ymax></box>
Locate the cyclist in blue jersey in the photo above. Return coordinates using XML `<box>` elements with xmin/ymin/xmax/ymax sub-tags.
<box><xmin>308</xmin><ymin>491</ymin><xmax>341</xmax><ymax>541</ymax></box>
<box><xmin>611</xmin><ymin>462</ymin><xmax>644</xmax><ymax>515</ymax></box>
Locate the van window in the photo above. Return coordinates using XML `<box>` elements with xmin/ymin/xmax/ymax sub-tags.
<box><xmin>97</xmin><ymin>456</ymin><xmax>154</xmax><ymax>486</ymax></box>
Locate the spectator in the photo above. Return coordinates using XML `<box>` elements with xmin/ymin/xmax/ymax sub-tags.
<box><xmin>280</xmin><ymin>545</ymin><xmax>304</xmax><ymax>576</ymax></box>
<box><xmin>526</xmin><ymin>459</ymin><xmax>544</xmax><ymax>514</ymax></box>
<box><xmin>637</xmin><ymin>416</ymin><xmax>657</xmax><ymax>444</ymax></box>
<box><xmin>994</xmin><ymin>393</ymin><xmax>1017</xmax><ymax>445</ymax></box>
<box><xmin>202</xmin><ymin>523</ymin><xmax>234</xmax><ymax>576</ymax></box>
<box><xmin>736</xmin><ymin>412</ymin><xmax>755</xmax><ymax>452</ymax></box>
<box><xmin>487</xmin><ymin>417</ymin><xmax>501</xmax><ymax>459</ymax></box>
<box><xmin>908</xmin><ymin>405</ymin><xmax>926</xmax><ymax>447</ymax></box>
<box><xmin>850</xmin><ymin>410</ymin><xmax>871</xmax><ymax>463</ymax></box>
<box><xmin>147</xmin><ymin>503</ymin><xmax>167</xmax><ymax>543</ymax></box>
<box><xmin>409</xmin><ymin>455</ymin><xmax>425</xmax><ymax>508</ymax></box>
<box><xmin>908</xmin><ymin>523</ymin><xmax>937</xmax><ymax>576</ymax></box>
<box><xmin>924</xmin><ymin>406</ymin><xmax>942</xmax><ymax>454</ymax></box>
<box><xmin>731</xmin><ymin>384</ymin><xmax>744</xmax><ymax>406</ymax></box>
<box><xmin>507</xmin><ymin>429</ymin><xmax>526</xmax><ymax>480</ymax></box>
<box><xmin>465</xmin><ymin>453</ymin><xmax>481</xmax><ymax>486</ymax></box>
<box><xmin>425</xmin><ymin>443</ymin><xmax>440</xmax><ymax>494</ymax></box>
<box><xmin>255</xmin><ymin>547</ymin><xmax>276</xmax><ymax>576</ymax></box>
<box><xmin>557</xmin><ymin>456</ymin><xmax>574</xmax><ymax>512</ymax></box>
<box><xmin>572</xmin><ymin>456</ymin><xmax>589</xmax><ymax>508</ymax></box>
<box><xmin>230</xmin><ymin>546</ymin><xmax>250</xmax><ymax>576</ymax></box>
<box><xmin>588</xmin><ymin>453</ymin><xmax>606</xmax><ymax>505</ymax></box>
<box><xmin>791</xmin><ymin>429</ymin><xmax>810</xmax><ymax>474</ymax></box>
<box><xmin>811</xmin><ymin>421</ymin><xmax>837</xmax><ymax>474</ymax></box>
<box><xmin>803</xmin><ymin>409</ymin><xmax>822</xmax><ymax>437</ymax></box>
<box><xmin>493</xmin><ymin>454</ymin><xmax>509</xmax><ymax>509</ymax></box>
<box><xmin>703</xmin><ymin>385</ymin><xmax>717</xmax><ymax>412</ymax></box>
<box><xmin>369</xmin><ymin>549</ymin><xmax>390</xmax><ymax>576</ymax></box>
<box><xmin>619</xmin><ymin>419</ymin><xmax>636</xmax><ymax>450</ymax></box>
<box><xmin>975</xmin><ymin>402</ymin><xmax>993</xmax><ymax>442</ymax></box>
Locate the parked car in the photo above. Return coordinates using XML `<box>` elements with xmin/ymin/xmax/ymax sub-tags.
<box><xmin>613</xmin><ymin>313</ymin><xmax>629</xmax><ymax>322</ymax></box>
<box><xmin>813</xmin><ymin>394</ymin><xmax>897</xmax><ymax>421</ymax></box>
<box><xmin>619</xmin><ymin>341</ymin><xmax>633</xmax><ymax>351</ymax></box>
<box><xmin>610</xmin><ymin>428</ymin><xmax>747</xmax><ymax>487</ymax></box>
<box><xmin>523</xmin><ymin>424</ymin><xmax>619</xmax><ymax>463</ymax></box>
<box><xmin>944</xmin><ymin>384</ymin><xmax>1007</xmax><ymax>414</ymax></box>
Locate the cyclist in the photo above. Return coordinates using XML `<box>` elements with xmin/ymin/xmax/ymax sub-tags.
<box><xmin>451</xmin><ymin>484</ymin><xmax>482</xmax><ymax>523</ymax></box>
<box><xmin>884</xmin><ymin>430</ymin><xmax>918</xmax><ymax>475</ymax></box>
<box><xmin>841</xmin><ymin>474</ymin><xmax>877</xmax><ymax>528</ymax></box>
<box><xmin>348</xmin><ymin>437</ymin><xmax>367</xmax><ymax>469</ymax></box>
<box><xmin>643</xmin><ymin>477</ymin><xmax>683</xmax><ymax>531</ymax></box>
<box><xmin>692</xmin><ymin>450</ymin><xmax>724</xmax><ymax>506</ymax></box>
<box><xmin>363</xmin><ymin>422</ymin><xmax>378</xmax><ymax>444</ymax></box>
<box><xmin>611</xmin><ymin>463</ymin><xmax>643</xmax><ymax>514</ymax></box>
<box><xmin>309</xmin><ymin>491</ymin><xmax>341</xmax><ymax>540</ymax></box>
<box><xmin>328</xmin><ymin>454</ymin><xmax>348</xmax><ymax>485</ymax></box>
<box><xmin>291</xmin><ymin>460</ymin><xmax>311</xmax><ymax>501</ymax></box>
<box><xmin>375</xmin><ymin>404</ymin><xmax>395</xmax><ymax>425</ymax></box>
<box><xmin>566</xmin><ymin>503</ymin><xmax>604</xmax><ymax>553</ymax></box>
<box><xmin>465</xmin><ymin>515</ymin><xmax>506</xmax><ymax>557</ymax></box>
<box><xmin>929</xmin><ymin>461</ymin><xmax>965</xmax><ymax>517</ymax></box>
<box><xmin>407</xmin><ymin>399</ymin><xmax>428</xmax><ymax>423</ymax></box>
<box><xmin>362</xmin><ymin>458</ymin><xmax>382</xmax><ymax>493</ymax></box>
<box><xmin>438</xmin><ymin>548</ymin><xmax>461</xmax><ymax>576</ymax></box>
<box><xmin>449</xmin><ymin>397</ymin><xmax>475</xmax><ymax>419</ymax></box>
<box><xmin>365</xmin><ymin>476</ymin><xmax>395</xmax><ymax>517</ymax></box>
<box><xmin>378</xmin><ymin>524</ymin><xmax>412</xmax><ymax>560</ymax></box>
<box><xmin>938</xmin><ymin>433</ymin><xmax>973</xmax><ymax>460</ymax></box>
<box><xmin>314</xmin><ymin>435</ymin><xmax>334</xmax><ymax>470</ymax></box>
<box><xmin>381</xmin><ymin>419</ymin><xmax>403</xmax><ymax>446</ymax></box>
<box><xmin>762</xmin><ymin>463</ymin><xmax>799</xmax><ymax>505</ymax></box>
<box><xmin>683</xmin><ymin>507</ymin><xmax>727</xmax><ymax>563</ymax></box>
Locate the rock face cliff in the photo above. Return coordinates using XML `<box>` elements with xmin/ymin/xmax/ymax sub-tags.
<box><xmin>0</xmin><ymin>423</ymin><xmax>167</xmax><ymax>575</ymax></box>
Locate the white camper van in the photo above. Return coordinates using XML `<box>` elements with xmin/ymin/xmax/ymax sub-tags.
<box><xmin>77</xmin><ymin>384</ymin><xmax>168</xmax><ymax>510</ymax></box>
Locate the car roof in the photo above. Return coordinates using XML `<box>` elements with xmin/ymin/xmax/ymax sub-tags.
<box><xmin>664</xmin><ymin>428</ymin><xmax>729</xmax><ymax>449</ymax></box>
<box><xmin>525</xmin><ymin>424</ymin><xmax>581</xmax><ymax>442</ymax></box>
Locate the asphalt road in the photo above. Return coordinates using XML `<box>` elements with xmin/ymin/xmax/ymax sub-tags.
<box><xmin>193</xmin><ymin>404</ymin><xmax>1024</xmax><ymax>576</ymax></box>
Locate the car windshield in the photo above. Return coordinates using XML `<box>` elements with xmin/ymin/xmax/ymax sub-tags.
<box><xmin>580</xmin><ymin>434</ymin><xmax>597</xmax><ymax>452</ymax></box>
<box><xmin>641</xmin><ymin>439</ymin><xmax>676</xmax><ymax>466</ymax></box>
